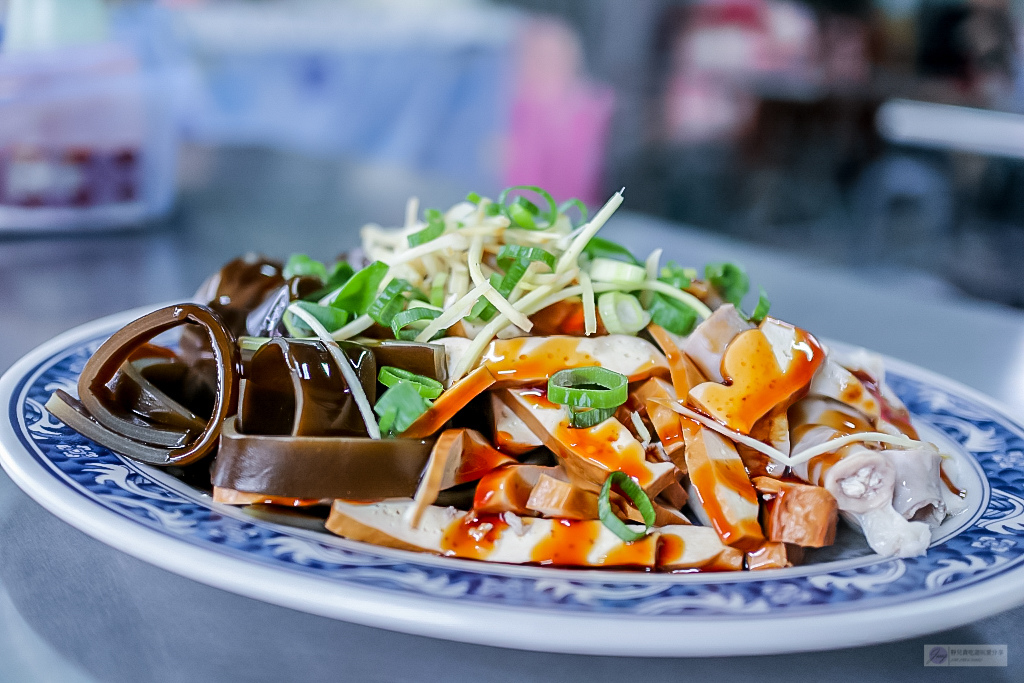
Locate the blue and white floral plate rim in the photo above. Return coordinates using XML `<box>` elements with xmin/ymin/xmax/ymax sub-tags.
<box><xmin>2</xmin><ymin>304</ymin><xmax>1024</xmax><ymax>657</ymax></box>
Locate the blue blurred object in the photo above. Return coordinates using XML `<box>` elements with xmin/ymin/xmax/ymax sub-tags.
<box><xmin>125</xmin><ymin>1</ymin><xmax>519</xmax><ymax>189</ymax></box>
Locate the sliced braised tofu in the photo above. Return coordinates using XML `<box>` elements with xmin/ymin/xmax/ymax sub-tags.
<box><xmin>746</xmin><ymin>542</ymin><xmax>802</xmax><ymax>570</ymax></box>
<box><xmin>682</xmin><ymin>304</ymin><xmax>752</xmax><ymax>382</ymax></box>
<box><xmin>632</xmin><ymin>378</ymin><xmax>686</xmax><ymax>464</ymax></box>
<box><xmin>499</xmin><ymin>388</ymin><xmax>679</xmax><ymax>496</ymax></box>
<box><xmin>738</xmin><ymin>405</ymin><xmax>790</xmax><ymax>478</ymax></box>
<box><xmin>480</xmin><ymin>335</ymin><xmax>669</xmax><ymax>386</ymax></box>
<box><xmin>473</xmin><ymin>464</ymin><xmax>563</xmax><ymax>515</ymax></box>
<box><xmin>809</xmin><ymin>356</ymin><xmax>881</xmax><ymax>420</ymax></box>
<box><xmin>406</xmin><ymin>429</ymin><xmax>516</xmax><ymax>526</ymax></box>
<box><xmin>490</xmin><ymin>393</ymin><xmax>543</xmax><ymax>455</ymax></box>
<box><xmin>646</xmin><ymin>323</ymin><xmax>707</xmax><ymax>396</ymax></box>
<box><xmin>682</xmin><ymin>423</ymin><xmax>764</xmax><ymax>551</ymax></box>
<box><xmin>688</xmin><ymin>318</ymin><xmax>824</xmax><ymax>434</ymax></box>
<box><xmin>525</xmin><ymin>473</ymin><xmax>602</xmax><ymax>519</ymax></box>
<box><xmin>752</xmin><ymin>476</ymin><xmax>838</xmax><ymax>548</ymax></box>
<box><xmin>330</xmin><ymin>501</ymin><xmax>659</xmax><ymax>567</ymax></box>
<box><xmin>401</xmin><ymin>366</ymin><xmax>496</xmax><ymax>438</ymax></box>
<box><xmin>327</xmin><ymin>500</ymin><xmax>466</xmax><ymax>553</ymax></box>
<box><xmin>657</xmin><ymin>525</ymin><xmax>744</xmax><ymax>571</ymax></box>
<box><xmin>652</xmin><ymin>503</ymin><xmax>692</xmax><ymax>526</ymax></box>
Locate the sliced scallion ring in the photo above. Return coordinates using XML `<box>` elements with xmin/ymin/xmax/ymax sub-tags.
<box><xmin>428</xmin><ymin>272</ymin><xmax>448</xmax><ymax>307</ymax></box>
<box><xmin>598</xmin><ymin>471</ymin><xmax>655</xmax><ymax>542</ymax></box>
<box><xmin>498</xmin><ymin>185</ymin><xmax>558</xmax><ymax>230</ymax></box>
<box><xmin>750</xmin><ymin>287</ymin><xmax>770</xmax><ymax>323</ymax></box>
<box><xmin>496</xmin><ymin>245</ymin><xmax>556</xmax><ymax>272</ymax></box>
<box><xmin>589</xmin><ymin>257</ymin><xmax>646</xmax><ymax>284</ymax></box>
<box><xmin>558</xmin><ymin>198</ymin><xmax>588</xmax><ymax>227</ymax></box>
<box><xmin>548</xmin><ymin>366</ymin><xmax>628</xmax><ymax>428</ymax></box>
<box><xmin>390</xmin><ymin>307</ymin><xmax>441</xmax><ymax>340</ymax></box>
<box><xmin>408</xmin><ymin>219</ymin><xmax>444</xmax><ymax>247</ymax></box>
<box><xmin>597</xmin><ymin>291</ymin><xmax>650</xmax><ymax>335</ymax></box>
<box><xmin>367</xmin><ymin>279</ymin><xmax>413</xmax><ymax>327</ymax></box>
<box><xmin>378</xmin><ymin>366</ymin><xmax>444</xmax><ymax>399</ymax></box>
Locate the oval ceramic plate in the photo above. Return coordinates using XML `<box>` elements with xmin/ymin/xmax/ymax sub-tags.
<box><xmin>2</xmin><ymin>305</ymin><xmax>1024</xmax><ymax>657</ymax></box>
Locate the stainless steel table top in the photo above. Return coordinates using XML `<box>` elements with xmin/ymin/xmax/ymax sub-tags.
<box><xmin>1</xmin><ymin>147</ymin><xmax>1022</xmax><ymax>682</ymax></box>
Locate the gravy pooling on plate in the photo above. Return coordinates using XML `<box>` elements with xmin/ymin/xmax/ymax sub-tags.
<box><xmin>44</xmin><ymin>186</ymin><xmax>969</xmax><ymax>571</ymax></box>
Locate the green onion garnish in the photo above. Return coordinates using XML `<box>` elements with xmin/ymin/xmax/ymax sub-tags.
<box><xmin>408</xmin><ymin>209</ymin><xmax>445</xmax><ymax>247</ymax></box>
<box><xmin>325</xmin><ymin>261</ymin><xmax>389</xmax><ymax>315</ymax></box>
<box><xmin>496</xmin><ymin>245</ymin><xmax>556</xmax><ymax>272</ymax></box>
<box><xmin>283</xmin><ymin>254</ymin><xmax>328</xmax><ymax>281</ymax></box>
<box><xmin>558</xmin><ymin>198</ymin><xmax>588</xmax><ymax>227</ymax></box>
<box><xmin>658</xmin><ymin>261</ymin><xmax>691</xmax><ymax>289</ymax></box>
<box><xmin>390</xmin><ymin>307</ymin><xmax>441</xmax><ymax>340</ymax></box>
<box><xmin>598</xmin><ymin>471</ymin><xmax>656</xmax><ymax>542</ymax></box>
<box><xmin>367</xmin><ymin>279</ymin><xmax>413</xmax><ymax>327</ymax></box>
<box><xmin>373</xmin><ymin>380</ymin><xmax>432</xmax><ymax>436</ymax></box>
<box><xmin>282</xmin><ymin>301</ymin><xmax>349</xmax><ymax>337</ymax></box>
<box><xmin>647</xmin><ymin>292</ymin><xmax>698</xmax><ymax>336</ymax></box>
<box><xmin>583</xmin><ymin>236</ymin><xmax>640</xmax><ymax>265</ymax></box>
<box><xmin>466</xmin><ymin>191</ymin><xmax>482</xmax><ymax>204</ymax></box>
<box><xmin>705</xmin><ymin>261</ymin><xmax>749</xmax><ymax>307</ymax></box>
<box><xmin>304</xmin><ymin>261</ymin><xmax>355</xmax><ymax>302</ymax></box>
<box><xmin>498</xmin><ymin>185</ymin><xmax>558</xmax><ymax>230</ymax></box>
<box><xmin>750</xmin><ymin>287</ymin><xmax>770</xmax><ymax>323</ymax></box>
<box><xmin>378</xmin><ymin>366</ymin><xmax>443</xmax><ymax>399</ymax></box>
<box><xmin>589</xmin><ymin>257</ymin><xmax>646</xmax><ymax>284</ymax></box>
<box><xmin>548</xmin><ymin>366</ymin><xmax>628</xmax><ymax>429</ymax></box>
<box><xmin>597</xmin><ymin>292</ymin><xmax>650</xmax><ymax>335</ymax></box>
<box><xmin>428</xmin><ymin>272</ymin><xmax>448</xmax><ymax>307</ymax></box>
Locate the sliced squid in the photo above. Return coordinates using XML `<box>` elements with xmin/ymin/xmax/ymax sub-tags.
<box><xmin>498</xmin><ymin>388</ymin><xmax>679</xmax><ymax>496</ymax></box>
<box><xmin>481</xmin><ymin>335</ymin><xmax>669</xmax><ymax>386</ymax></box>
<box><xmin>682</xmin><ymin>304</ymin><xmax>752</xmax><ymax>382</ymax></box>
<box><xmin>682</xmin><ymin>423</ymin><xmax>765</xmax><ymax>551</ymax></box>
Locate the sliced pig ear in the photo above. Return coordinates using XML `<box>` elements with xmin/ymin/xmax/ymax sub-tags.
<box><xmin>682</xmin><ymin>304</ymin><xmax>752</xmax><ymax>382</ymax></box>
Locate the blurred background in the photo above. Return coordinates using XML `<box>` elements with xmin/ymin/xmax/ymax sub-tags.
<box><xmin>0</xmin><ymin>0</ymin><xmax>1023</xmax><ymax>305</ymax></box>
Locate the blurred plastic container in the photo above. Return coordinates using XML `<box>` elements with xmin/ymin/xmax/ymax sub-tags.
<box><xmin>0</xmin><ymin>0</ymin><xmax>179</xmax><ymax>232</ymax></box>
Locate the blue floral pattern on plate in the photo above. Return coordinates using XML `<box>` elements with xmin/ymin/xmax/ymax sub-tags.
<box><xmin>9</xmin><ymin>333</ymin><xmax>1024</xmax><ymax>619</ymax></box>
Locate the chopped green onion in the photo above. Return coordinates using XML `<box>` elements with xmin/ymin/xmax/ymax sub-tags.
<box><xmin>282</xmin><ymin>301</ymin><xmax>349</xmax><ymax>337</ymax></box>
<box><xmin>409</xmin><ymin>209</ymin><xmax>445</xmax><ymax>247</ymax></box>
<box><xmin>749</xmin><ymin>287</ymin><xmax>770</xmax><ymax>323</ymax></box>
<box><xmin>548</xmin><ymin>366</ymin><xmax>628</xmax><ymax>428</ymax></box>
<box><xmin>705</xmin><ymin>262</ymin><xmax>749</xmax><ymax>307</ymax></box>
<box><xmin>589</xmin><ymin>257</ymin><xmax>646</xmax><ymax>284</ymax></box>
<box><xmin>325</xmin><ymin>261</ymin><xmax>389</xmax><ymax>315</ymax></box>
<box><xmin>597</xmin><ymin>292</ymin><xmax>650</xmax><ymax>335</ymax></box>
<box><xmin>374</xmin><ymin>380</ymin><xmax>432</xmax><ymax>436</ymax></box>
<box><xmin>658</xmin><ymin>261</ymin><xmax>692</xmax><ymax>289</ymax></box>
<box><xmin>283</xmin><ymin>254</ymin><xmax>328</xmax><ymax>281</ymax></box>
<box><xmin>498</xmin><ymin>185</ymin><xmax>558</xmax><ymax>230</ymax></box>
<box><xmin>429</xmin><ymin>272</ymin><xmax>448</xmax><ymax>307</ymax></box>
<box><xmin>466</xmin><ymin>191</ymin><xmax>482</xmax><ymax>204</ymax></box>
<box><xmin>598</xmin><ymin>471</ymin><xmax>655</xmax><ymax>542</ymax></box>
<box><xmin>469</xmin><ymin>272</ymin><xmax>504</xmax><ymax>322</ymax></box>
<box><xmin>305</xmin><ymin>261</ymin><xmax>355</xmax><ymax>302</ymax></box>
<box><xmin>484</xmin><ymin>202</ymin><xmax>502</xmax><ymax>217</ymax></box>
<box><xmin>496</xmin><ymin>245</ymin><xmax>556</xmax><ymax>272</ymax></box>
<box><xmin>583</xmin><ymin>236</ymin><xmax>640</xmax><ymax>265</ymax></box>
<box><xmin>238</xmin><ymin>336</ymin><xmax>271</xmax><ymax>351</ymax></box>
<box><xmin>558</xmin><ymin>198</ymin><xmax>588</xmax><ymax>227</ymax></box>
<box><xmin>378</xmin><ymin>366</ymin><xmax>443</xmax><ymax>399</ymax></box>
<box><xmin>367</xmin><ymin>279</ymin><xmax>413</xmax><ymax>327</ymax></box>
<box><xmin>648</xmin><ymin>293</ymin><xmax>698</xmax><ymax>336</ymax></box>
<box><xmin>391</xmin><ymin>307</ymin><xmax>441</xmax><ymax>340</ymax></box>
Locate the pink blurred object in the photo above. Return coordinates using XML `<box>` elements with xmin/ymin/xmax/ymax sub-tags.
<box><xmin>505</xmin><ymin>19</ymin><xmax>614</xmax><ymax>206</ymax></box>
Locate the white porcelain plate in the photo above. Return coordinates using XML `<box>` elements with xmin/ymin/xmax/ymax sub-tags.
<box><xmin>2</xmin><ymin>306</ymin><xmax>1024</xmax><ymax>657</ymax></box>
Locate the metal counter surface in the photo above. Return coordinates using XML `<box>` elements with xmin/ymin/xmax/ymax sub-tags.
<box><xmin>0</xmin><ymin>148</ymin><xmax>1021</xmax><ymax>682</ymax></box>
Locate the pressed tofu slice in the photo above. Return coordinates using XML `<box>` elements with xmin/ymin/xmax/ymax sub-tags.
<box><xmin>499</xmin><ymin>387</ymin><xmax>678</xmax><ymax>496</ymax></box>
<box><xmin>646</xmin><ymin>323</ymin><xmax>708</xmax><ymax>397</ymax></box>
<box><xmin>327</xmin><ymin>500</ymin><xmax>658</xmax><ymax>567</ymax></box>
<box><xmin>490</xmin><ymin>393</ymin><xmax>543</xmax><ymax>455</ymax></box>
<box><xmin>682</xmin><ymin>304</ymin><xmax>752</xmax><ymax>382</ymax></box>
<box><xmin>682</xmin><ymin>423</ymin><xmax>765</xmax><ymax>551</ymax></box>
<box><xmin>632</xmin><ymin>377</ymin><xmax>686</xmax><ymax>464</ymax></box>
<box><xmin>752</xmin><ymin>476</ymin><xmax>838</xmax><ymax>548</ymax></box>
<box><xmin>656</xmin><ymin>525</ymin><xmax>744</xmax><ymax>571</ymax></box>
<box><xmin>481</xmin><ymin>335</ymin><xmax>669</xmax><ymax>386</ymax></box>
<box><xmin>688</xmin><ymin>318</ymin><xmax>824</xmax><ymax>434</ymax></box>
